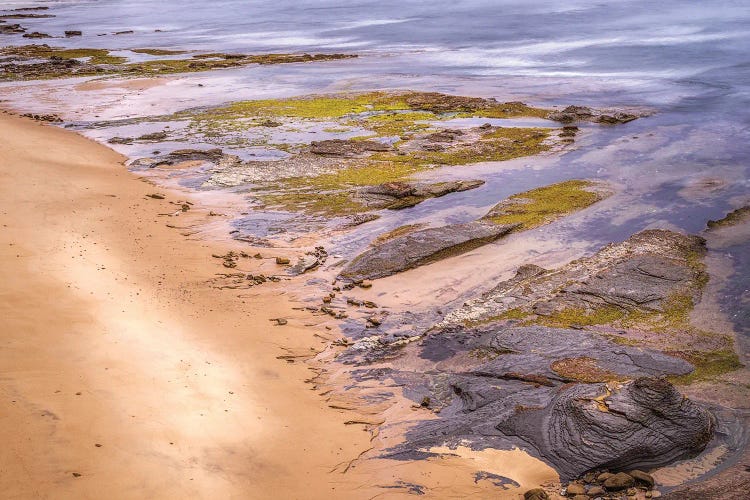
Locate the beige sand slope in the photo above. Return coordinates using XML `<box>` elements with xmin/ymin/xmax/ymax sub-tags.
<box><xmin>0</xmin><ymin>111</ymin><xmax>377</xmax><ymax>499</ymax></box>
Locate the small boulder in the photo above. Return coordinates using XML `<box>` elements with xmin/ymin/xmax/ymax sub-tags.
<box><xmin>628</xmin><ymin>470</ymin><xmax>655</xmax><ymax>489</ymax></box>
<box><xmin>524</xmin><ymin>488</ymin><xmax>549</xmax><ymax>500</ymax></box>
<box><xmin>603</xmin><ymin>472</ymin><xmax>635</xmax><ymax>491</ymax></box>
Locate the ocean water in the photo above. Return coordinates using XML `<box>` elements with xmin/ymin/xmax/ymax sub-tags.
<box><xmin>3</xmin><ymin>0</ymin><xmax>749</xmax><ymax>332</ymax></box>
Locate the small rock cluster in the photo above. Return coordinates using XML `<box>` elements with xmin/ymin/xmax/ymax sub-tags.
<box><xmin>525</xmin><ymin>469</ymin><xmax>657</xmax><ymax>500</ymax></box>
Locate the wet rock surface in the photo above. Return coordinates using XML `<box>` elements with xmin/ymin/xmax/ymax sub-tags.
<box><xmin>339</xmin><ymin>221</ymin><xmax>518</xmax><ymax>281</ymax></box>
<box><xmin>442</xmin><ymin>229</ymin><xmax>708</xmax><ymax>334</ymax></box>
<box><xmin>309</xmin><ymin>139</ymin><xmax>390</xmax><ymax>156</ymax></box>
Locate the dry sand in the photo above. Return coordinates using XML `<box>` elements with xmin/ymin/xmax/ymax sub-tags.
<box><xmin>0</xmin><ymin>111</ymin><xmax>559</xmax><ymax>499</ymax></box>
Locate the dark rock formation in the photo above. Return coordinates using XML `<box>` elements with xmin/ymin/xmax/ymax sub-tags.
<box><xmin>309</xmin><ymin>139</ymin><xmax>390</xmax><ymax>156</ymax></box>
<box><xmin>355</xmin><ymin>179</ymin><xmax>484</xmax><ymax>210</ymax></box>
<box><xmin>22</xmin><ymin>32</ymin><xmax>51</xmax><ymax>39</ymax></box>
<box><xmin>500</xmin><ymin>377</ymin><xmax>714</xmax><ymax>479</ymax></box>
<box><xmin>548</xmin><ymin>105</ymin><xmax>647</xmax><ymax>124</ymax></box>
<box><xmin>0</xmin><ymin>23</ymin><xmax>26</xmax><ymax>34</ymax></box>
<box><xmin>339</xmin><ymin>221</ymin><xmax>517</xmax><ymax>281</ymax></box>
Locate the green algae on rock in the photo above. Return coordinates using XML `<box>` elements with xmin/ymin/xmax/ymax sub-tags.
<box><xmin>482</xmin><ymin>179</ymin><xmax>606</xmax><ymax>230</ymax></box>
<box><xmin>337</xmin><ymin>180</ymin><xmax>609</xmax><ymax>280</ymax></box>
<box><xmin>0</xmin><ymin>44</ymin><xmax>357</xmax><ymax>81</ymax></box>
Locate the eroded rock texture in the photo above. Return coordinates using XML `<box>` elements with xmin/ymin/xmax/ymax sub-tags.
<box><xmin>359</xmin><ymin>229</ymin><xmax>725</xmax><ymax>480</ymax></box>
<box><xmin>499</xmin><ymin>377</ymin><xmax>714</xmax><ymax>479</ymax></box>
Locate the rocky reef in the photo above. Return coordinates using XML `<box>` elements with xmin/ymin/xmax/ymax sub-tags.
<box><xmin>340</xmin><ymin>229</ymin><xmax>741</xmax><ymax>482</ymax></box>
<box><xmin>339</xmin><ymin>179</ymin><xmax>608</xmax><ymax>280</ymax></box>
<box><xmin>0</xmin><ymin>44</ymin><xmax>356</xmax><ymax>81</ymax></box>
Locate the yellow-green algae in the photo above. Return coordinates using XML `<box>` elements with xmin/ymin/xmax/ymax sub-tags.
<box><xmin>0</xmin><ymin>45</ymin><xmax>357</xmax><ymax>81</ymax></box>
<box><xmin>483</xmin><ymin>179</ymin><xmax>603</xmax><ymax>231</ymax></box>
<box><xmin>179</xmin><ymin>91</ymin><xmax>550</xmax><ymax>137</ymax></box>
<box><xmin>3</xmin><ymin>45</ymin><xmax>127</xmax><ymax>64</ymax></box>
<box><xmin>533</xmin><ymin>305</ymin><xmax>626</xmax><ymax>328</ymax></box>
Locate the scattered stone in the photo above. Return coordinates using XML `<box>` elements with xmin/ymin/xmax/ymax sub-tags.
<box><xmin>273</xmin><ymin>318</ymin><xmax>288</xmax><ymax>326</ymax></box>
<box><xmin>65</xmin><ymin>30</ymin><xmax>82</xmax><ymax>37</ymax></box>
<box><xmin>146</xmin><ymin>193</ymin><xmax>165</xmax><ymax>199</ymax></box>
<box><xmin>275</xmin><ymin>257</ymin><xmax>290</xmax><ymax>265</ymax></box>
<box><xmin>366</xmin><ymin>315</ymin><xmax>383</xmax><ymax>327</ymax></box>
<box><xmin>21</xmin><ymin>113</ymin><xmax>62</xmax><ymax>123</ymax></box>
<box><xmin>288</xmin><ymin>246</ymin><xmax>327</xmax><ymax>276</ymax></box>
<box><xmin>0</xmin><ymin>23</ymin><xmax>26</xmax><ymax>34</ymax></box>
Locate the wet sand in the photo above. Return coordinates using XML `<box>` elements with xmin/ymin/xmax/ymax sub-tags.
<box><xmin>0</xmin><ymin>111</ymin><xmax>561</xmax><ymax>498</ymax></box>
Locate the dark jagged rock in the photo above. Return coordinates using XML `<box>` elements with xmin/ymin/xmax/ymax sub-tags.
<box><xmin>355</xmin><ymin>179</ymin><xmax>484</xmax><ymax>210</ymax></box>
<box><xmin>499</xmin><ymin>377</ymin><xmax>714</xmax><ymax>479</ymax></box>
<box><xmin>339</xmin><ymin>221</ymin><xmax>517</xmax><ymax>281</ymax></box>
<box><xmin>309</xmin><ymin>139</ymin><xmax>390</xmax><ymax>156</ymax></box>
<box><xmin>22</xmin><ymin>32</ymin><xmax>51</xmax><ymax>39</ymax></box>
<box><xmin>548</xmin><ymin>105</ymin><xmax>647</xmax><ymax>124</ymax></box>
<box><xmin>64</xmin><ymin>30</ymin><xmax>82</xmax><ymax>37</ymax></box>
<box><xmin>0</xmin><ymin>23</ymin><xmax>26</xmax><ymax>34</ymax></box>
<box><xmin>287</xmin><ymin>246</ymin><xmax>327</xmax><ymax>276</ymax></box>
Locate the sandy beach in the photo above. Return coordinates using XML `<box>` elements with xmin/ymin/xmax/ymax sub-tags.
<box><xmin>0</xmin><ymin>110</ymin><xmax>380</xmax><ymax>498</ymax></box>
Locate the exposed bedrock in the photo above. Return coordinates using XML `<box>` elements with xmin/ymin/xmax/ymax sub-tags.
<box><xmin>499</xmin><ymin>377</ymin><xmax>714</xmax><ymax>479</ymax></box>
<box><xmin>339</xmin><ymin>180</ymin><xmax>607</xmax><ymax>282</ymax></box>
<box><xmin>309</xmin><ymin>138</ymin><xmax>391</xmax><ymax>156</ymax></box>
<box><xmin>368</xmin><ymin>228</ymin><xmax>732</xmax><ymax>479</ymax></box>
<box><xmin>442</xmin><ymin>229</ymin><xmax>708</xmax><ymax>328</ymax></box>
<box><xmin>385</xmin><ymin>324</ymin><xmax>710</xmax><ymax>478</ymax></box>
<box><xmin>338</xmin><ymin>221</ymin><xmax>518</xmax><ymax>281</ymax></box>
